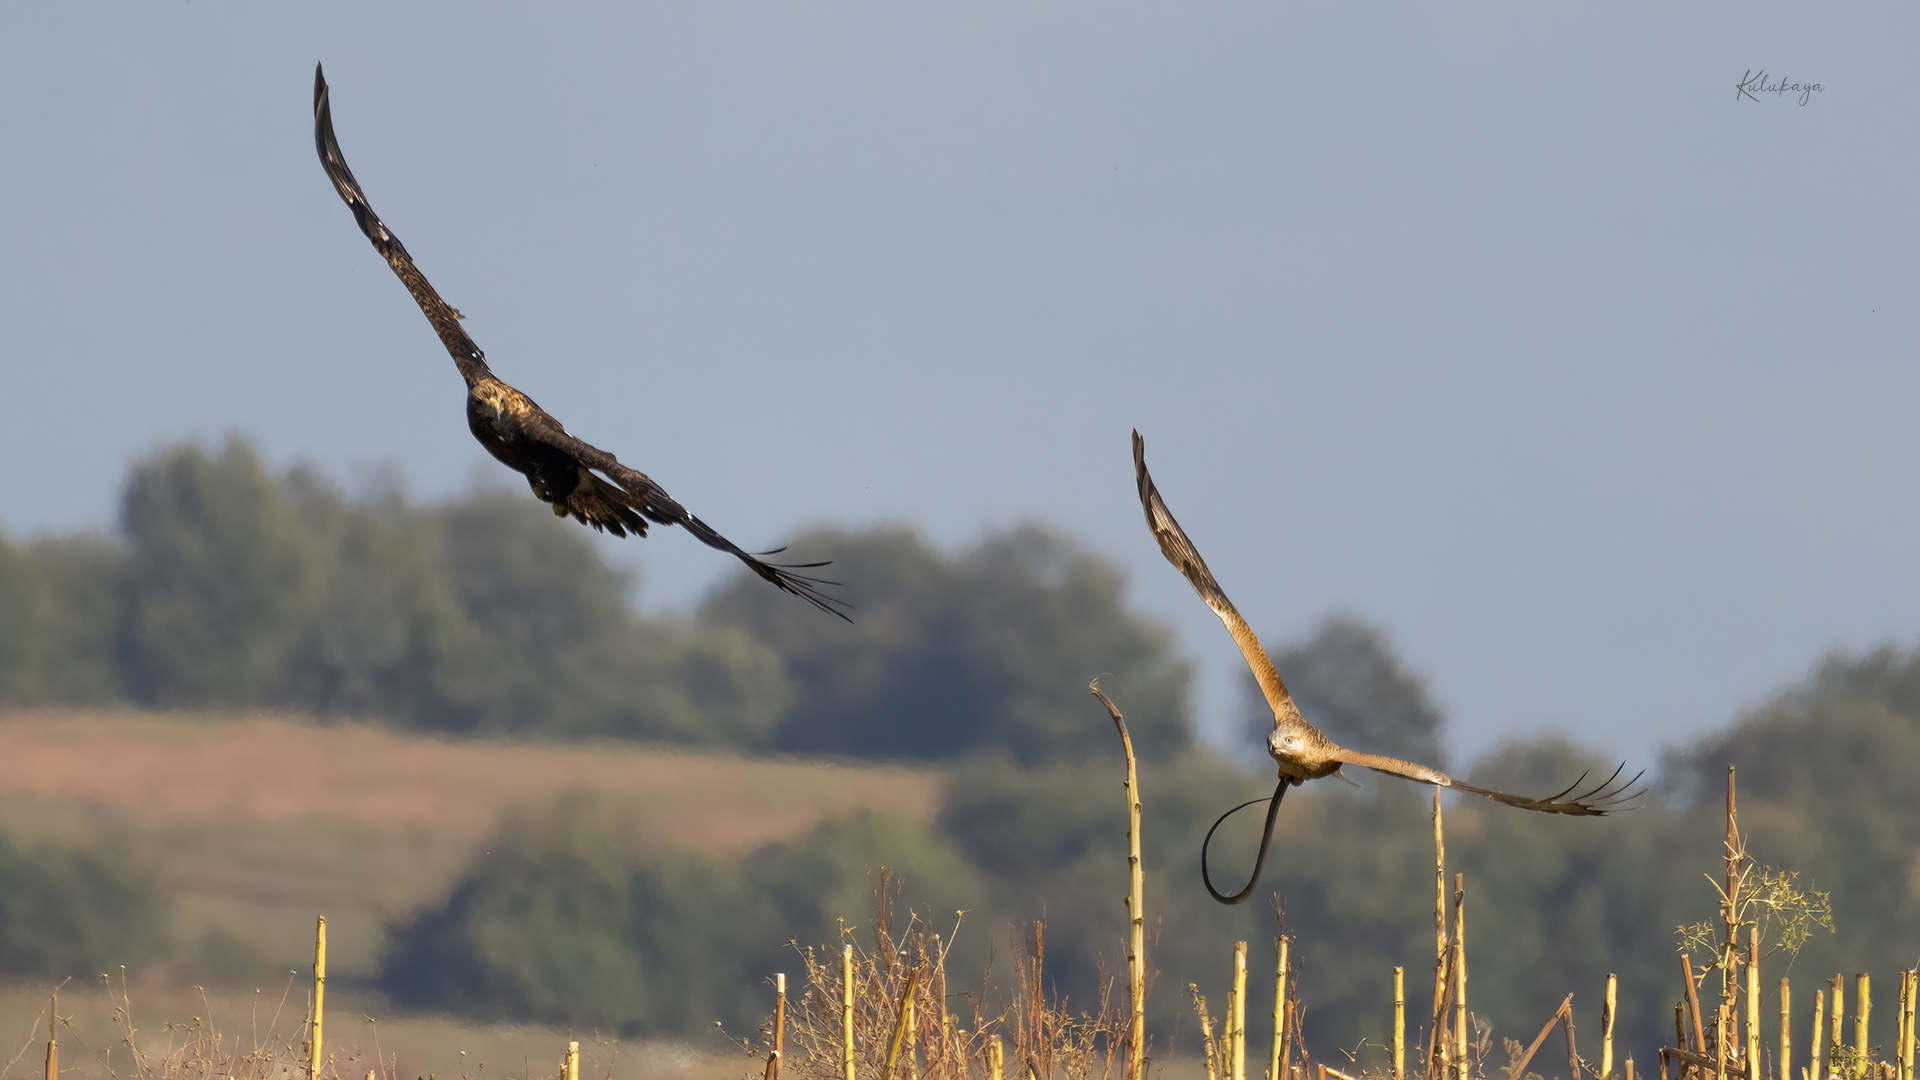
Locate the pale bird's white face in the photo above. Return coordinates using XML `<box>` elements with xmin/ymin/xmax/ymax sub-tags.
<box><xmin>1268</xmin><ymin>729</ymin><xmax>1298</xmax><ymax>759</ymax></box>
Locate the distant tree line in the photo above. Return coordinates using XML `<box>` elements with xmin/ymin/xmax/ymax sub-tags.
<box><xmin>0</xmin><ymin>435</ymin><xmax>1190</xmax><ymax>763</ymax></box>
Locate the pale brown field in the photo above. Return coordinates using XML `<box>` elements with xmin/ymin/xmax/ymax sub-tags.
<box><xmin>0</xmin><ymin>709</ymin><xmax>942</xmax><ymax>979</ymax></box>
<box><xmin>0</xmin><ymin>981</ymin><xmax>752</xmax><ymax>1080</ymax></box>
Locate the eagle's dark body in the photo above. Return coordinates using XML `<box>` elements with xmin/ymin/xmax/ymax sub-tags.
<box><xmin>313</xmin><ymin>64</ymin><xmax>846</xmax><ymax>618</ymax></box>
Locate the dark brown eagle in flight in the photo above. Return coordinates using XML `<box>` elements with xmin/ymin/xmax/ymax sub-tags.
<box><xmin>313</xmin><ymin>63</ymin><xmax>848</xmax><ymax>620</ymax></box>
<box><xmin>1132</xmin><ymin>430</ymin><xmax>1639</xmax><ymax>902</ymax></box>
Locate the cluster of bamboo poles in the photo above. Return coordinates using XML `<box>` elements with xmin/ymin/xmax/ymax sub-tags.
<box><xmin>1184</xmin><ymin>790</ymin><xmax>1647</xmax><ymax>1080</ymax></box>
<box><xmin>1190</xmin><ymin>937</ymin><xmax>1306</xmax><ymax>1080</ymax></box>
<box><xmin>1657</xmin><ymin>769</ymin><xmax>1917</xmax><ymax>1080</ymax></box>
<box><xmin>1660</xmin><ymin>953</ymin><xmax>1917</xmax><ymax>1080</ymax></box>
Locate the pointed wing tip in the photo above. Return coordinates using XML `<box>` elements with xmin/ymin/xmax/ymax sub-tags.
<box><xmin>1449</xmin><ymin>761</ymin><xmax>1646</xmax><ymax>815</ymax></box>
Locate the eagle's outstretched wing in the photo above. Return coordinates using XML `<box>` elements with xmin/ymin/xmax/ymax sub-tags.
<box><xmin>313</xmin><ymin>63</ymin><xmax>850</xmax><ymax>621</ymax></box>
<box><xmin>1132</xmin><ymin>430</ymin><xmax>1308</xmax><ymax>731</ymax></box>
<box><xmin>313</xmin><ymin>64</ymin><xmax>490</xmax><ymax>387</ymax></box>
<box><xmin>517</xmin><ymin>410</ymin><xmax>852</xmax><ymax>619</ymax></box>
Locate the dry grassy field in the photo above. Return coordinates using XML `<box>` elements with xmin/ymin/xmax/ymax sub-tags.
<box><xmin>0</xmin><ymin>708</ymin><xmax>941</xmax><ymax>979</ymax></box>
<box><xmin>0</xmin><ymin>981</ymin><xmax>756</xmax><ymax>1080</ymax></box>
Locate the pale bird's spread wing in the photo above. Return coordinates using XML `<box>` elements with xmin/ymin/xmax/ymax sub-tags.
<box><xmin>1331</xmin><ymin>747</ymin><xmax>1642</xmax><ymax>815</ymax></box>
<box><xmin>1132</xmin><ymin>430</ymin><xmax>1306</xmax><ymax>730</ymax></box>
<box><xmin>313</xmin><ymin>64</ymin><xmax>491</xmax><ymax>387</ymax></box>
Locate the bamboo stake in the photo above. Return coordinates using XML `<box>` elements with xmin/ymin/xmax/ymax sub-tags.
<box><xmin>1833</xmin><ymin>978</ymin><xmax>1847</xmax><ymax>1080</ymax></box>
<box><xmin>1901</xmin><ymin>970</ymin><xmax>1915</xmax><ymax>1080</ymax></box>
<box><xmin>1779</xmin><ymin>978</ymin><xmax>1790</xmax><ymax>1080</ymax></box>
<box><xmin>1898</xmin><ymin>970</ymin><xmax>1914</xmax><ymax>1080</ymax></box>
<box><xmin>844</xmin><ymin>946</ymin><xmax>857</xmax><ymax>1080</ymax></box>
<box><xmin>1434</xmin><ymin>792</ymin><xmax>1450</xmax><ymax>1080</ymax></box>
<box><xmin>1429</xmin><ymin>947</ymin><xmax>1458</xmax><ymax>1080</ymax></box>
<box><xmin>1235</xmin><ymin>942</ymin><xmax>1250</xmax><ymax>1080</ymax></box>
<box><xmin>1758</xmin><ymin>926</ymin><xmax>1766</xmax><ymax>1076</ymax></box>
<box><xmin>1855</xmin><ymin>976</ymin><xmax>1871</xmax><ymax>1080</ymax></box>
<box><xmin>771</xmin><ymin>974</ymin><xmax>786</xmax><ymax>1080</ymax></box>
<box><xmin>1627</xmin><ymin>1060</ymin><xmax>1634</xmax><ymax>1080</ymax></box>
<box><xmin>1283</xmin><ymin>996</ymin><xmax>1296</xmax><ymax>1080</ymax></box>
<box><xmin>1686</xmin><ymin>956</ymin><xmax>1709</xmax><ymax>1058</ymax></box>
<box><xmin>1893</xmin><ymin>975</ymin><xmax>1906</xmax><ymax>1080</ymax></box>
<box><xmin>990</xmin><ymin>1036</ymin><xmax>1004</xmax><ymax>1080</ymax></box>
<box><xmin>1195</xmin><ymin>986</ymin><xmax>1222</xmax><ymax>1080</ymax></box>
<box><xmin>931</xmin><ymin>939</ymin><xmax>945</xmax><ymax>1080</ymax></box>
<box><xmin>567</xmin><ymin>1042</ymin><xmax>579</xmax><ymax>1080</ymax></box>
<box><xmin>1272</xmin><ymin>940</ymin><xmax>1290</xmax><ymax>1080</ymax></box>
<box><xmin>1566</xmin><ymin>998</ymin><xmax>1582</xmax><ymax>1080</ymax></box>
<box><xmin>1093</xmin><ymin>683</ymin><xmax>1149</xmax><ymax>1080</ymax></box>
<box><xmin>1455</xmin><ymin>875</ymin><xmax>1469</xmax><ymax>1080</ymax></box>
<box><xmin>1814</xmin><ymin>990</ymin><xmax>1826</xmax><ymax>1080</ymax></box>
<box><xmin>1395</xmin><ymin>967</ymin><xmax>1407</xmax><ymax>1080</ymax></box>
<box><xmin>44</xmin><ymin>992</ymin><xmax>55</xmax><ymax>1080</ymax></box>
<box><xmin>1716</xmin><ymin>1005</ymin><xmax>1726</xmax><ymax>1080</ymax></box>
<box><xmin>312</xmin><ymin>916</ymin><xmax>327</xmax><ymax>1080</ymax></box>
<box><xmin>1900</xmin><ymin>973</ymin><xmax>1910</xmax><ymax>1080</ymax></box>
<box><xmin>881</xmin><ymin>970</ymin><xmax>920</xmax><ymax>1080</ymax></box>
<box><xmin>1602</xmin><ymin>975</ymin><xmax>1617</xmax><ymax>1080</ymax></box>
<box><xmin>1506</xmin><ymin>995</ymin><xmax>1573</xmax><ymax>1080</ymax></box>
<box><xmin>1724</xmin><ymin>768</ymin><xmax>1740</xmax><ymax>1012</ymax></box>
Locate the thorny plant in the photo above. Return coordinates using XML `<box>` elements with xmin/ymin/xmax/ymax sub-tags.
<box><xmin>1674</xmin><ymin>823</ymin><xmax>1834</xmax><ymax>982</ymax></box>
<box><xmin>756</xmin><ymin>871</ymin><xmax>1136</xmax><ymax>1080</ymax></box>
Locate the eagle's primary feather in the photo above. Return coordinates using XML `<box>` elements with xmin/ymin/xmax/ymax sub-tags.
<box><xmin>314</xmin><ymin>63</ymin><xmax>848</xmax><ymax>620</ymax></box>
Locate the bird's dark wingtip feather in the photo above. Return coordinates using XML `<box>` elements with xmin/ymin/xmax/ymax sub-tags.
<box><xmin>1449</xmin><ymin>760</ymin><xmax>1645</xmax><ymax>815</ymax></box>
<box><xmin>768</xmin><ymin>568</ymin><xmax>855</xmax><ymax>622</ymax></box>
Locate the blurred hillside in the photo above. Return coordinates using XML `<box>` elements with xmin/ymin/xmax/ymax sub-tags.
<box><xmin>0</xmin><ymin>437</ymin><xmax>1915</xmax><ymax>1070</ymax></box>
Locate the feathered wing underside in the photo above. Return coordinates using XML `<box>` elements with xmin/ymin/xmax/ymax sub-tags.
<box><xmin>1132</xmin><ymin>430</ymin><xmax>1305</xmax><ymax>729</ymax></box>
<box><xmin>1332</xmin><ymin>747</ymin><xmax>1643</xmax><ymax>816</ymax></box>
<box><xmin>520</xmin><ymin>414</ymin><xmax>851</xmax><ymax>620</ymax></box>
<box><xmin>313</xmin><ymin>65</ymin><xmax>490</xmax><ymax>386</ymax></box>
<box><xmin>554</xmin><ymin>468</ymin><xmax>651</xmax><ymax>538</ymax></box>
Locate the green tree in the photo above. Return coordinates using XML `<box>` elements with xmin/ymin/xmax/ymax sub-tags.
<box><xmin>704</xmin><ymin>524</ymin><xmax>1192</xmax><ymax>763</ymax></box>
<box><xmin>380</xmin><ymin>794</ymin><xmax>981</xmax><ymax>1034</ymax></box>
<box><xmin>114</xmin><ymin>436</ymin><xmax>320</xmax><ymax>705</ymax></box>
<box><xmin>417</xmin><ymin>491</ymin><xmax>792</xmax><ymax>743</ymax></box>
<box><xmin>18</xmin><ymin>533</ymin><xmax>125</xmax><ymax>703</ymax></box>
<box><xmin>0</xmin><ymin>831</ymin><xmax>171</xmax><ymax>979</ymax></box>
<box><xmin>379</xmin><ymin>793</ymin><xmax>720</xmax><ymax>1029</ymax></box>
<box><xmin>275</xmin><ymin>472</ymin><xmax>478</xmax><ymax>721</ymax></box>
<box><xmin>0</xmin><ymin>525</ymin><xmax>126</xmax><ymax>705</ymax></box>
<box><xmin>0</xmin><ymin>535</ymin><xmax>31</xmax><ymax>700</ymax></box>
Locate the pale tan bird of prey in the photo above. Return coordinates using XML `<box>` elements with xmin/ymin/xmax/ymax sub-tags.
<box><xmin>313</xmin><ymin>63</ymin><xmax>848</xmax><ymax>621</ymax></box>
<box><xmin>1132</xmin><ymin>430</ymin><xmax>1638</xmax><ymax>903</ymax></box>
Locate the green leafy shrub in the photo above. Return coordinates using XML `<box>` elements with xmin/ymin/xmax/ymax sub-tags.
<box><xmin>0</xmin><ymin>831</ymin><xmax>171</xmax><ymax>979</ymax></box>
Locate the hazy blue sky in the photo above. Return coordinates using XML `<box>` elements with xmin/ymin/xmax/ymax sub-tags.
<box><xmin>2</xmin><ymin>3</ymin><xmax>1912</xmax><ymax>769</ymax></box>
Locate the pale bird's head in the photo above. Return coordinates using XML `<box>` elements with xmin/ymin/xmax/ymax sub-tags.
<box><xmin>1267</xmin><ymin>727</ymin><xmax>1299</xmax><ymax>760</ymax></box>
